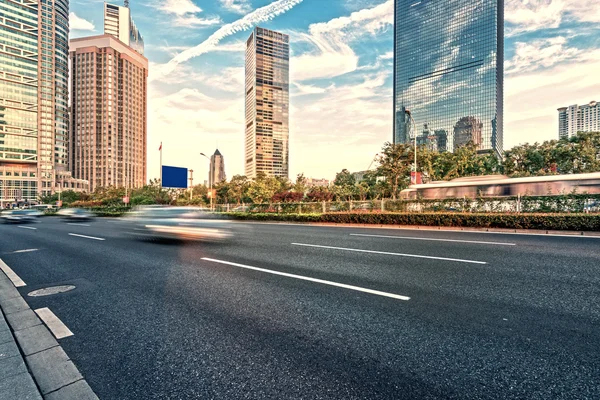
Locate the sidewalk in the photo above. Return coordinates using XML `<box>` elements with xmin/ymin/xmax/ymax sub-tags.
<box><xmin>0</xmin><ymin>268</ymin><xmax>98</xmax><ymax>400</ymax></box>
<box><xmin>0</xmin><ymin>276</ymin><xmax>42</xmax><ymax>400</ymax></box>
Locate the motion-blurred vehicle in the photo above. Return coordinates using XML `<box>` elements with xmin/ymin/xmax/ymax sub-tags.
<box><xmin>124</xmin><ymin>206</ymin><xmax>233</xmax><ymax>241</ymax></box>
<box><xmin>1</xmin><ymin>209</ymin><xmax>42</xmax><ymax>223</ymax></box>
<box><xmin>56</xmin><ymin>208</ymin><xmax>95</xmax><ymax>221</ymax></box>
<box><xmin>400</xmin><ymin>172</ymin><xmax>600</xmax><ymax>200</ymax></box>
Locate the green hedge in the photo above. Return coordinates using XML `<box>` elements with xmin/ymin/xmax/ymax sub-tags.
<box><xmin>225</xmin><ymin>212</ymin><xmax>600</xmax><ymax>231</ymax></box>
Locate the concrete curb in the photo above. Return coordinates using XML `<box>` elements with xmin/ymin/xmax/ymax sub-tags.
<box><xmin>0</xmin><ymin>270</ymin><xmax>98</xmax><ymax>399</ymax></box>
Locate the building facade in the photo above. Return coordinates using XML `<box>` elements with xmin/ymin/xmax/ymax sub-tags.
<box><xmin>557</xmin><ymin>101</ymin><xmax>599</xmax><ymax>139</ymax></box>
<box><xmin>104</xmin><ymin>2</ymin><xmax>144</xmax><ymax>55</ymax></box>
<box><xmin>393</xmin><ymin>0</ymin><xmax>504</xmax><ymax>157</ymax></box>
<box><xmin>69</xmin><ymin>35</ymin><xmax>148</xmax><ymax>192</ymax></box>
<box><xmin>0</xmin><ymin>0</ymin><xmax>87</xmax><ymax>207</ymax></box>
<box><xmin>244</xmin><ymin>27</ymin><xmax>290</xmax><ymax>179</ymax></box>
<box><xmin>209</xmin><ymin>149</ymin><xmax>226</xmax><ymax>187</ymax></box>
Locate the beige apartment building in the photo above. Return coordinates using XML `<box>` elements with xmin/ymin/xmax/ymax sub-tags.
<box><xmin>245</xmin><ymin>27</ymin><xmax>290</xmax><ymax>179</ymax></box>
<box><xmin>69</xmin><ymin>34</ymin><xmax>148</xmax><ymax>192</ymax></box>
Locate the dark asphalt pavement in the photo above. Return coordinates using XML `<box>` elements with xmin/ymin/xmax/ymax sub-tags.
<box><xmin>0</xmin><ymin>217</ymin><xmax>599</xmax><ymax>399</ymax></box>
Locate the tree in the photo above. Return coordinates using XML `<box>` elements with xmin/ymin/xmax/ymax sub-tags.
<box><xmin>375</xmin><ymin>142</ymin><xmax>412</xmax><ymax>199</ymax></box>
<box><xmin>246</xmin><ymin>173</ymin><xmax>283</xmax><ymax>204</ymax></box>
<box><xmin>227</xmin><ymin>175</ymin><xmax>250</xmax><ymax>204</ymax></box>
<box><xmin>293</xmin><ymin>173</ymin><xmax>308</xmax><ymax>194</ymax></box>
<box><xmin>332</xmin><ymin>169</ymin><xmax>356</xmax><ymax>201</ymax></box>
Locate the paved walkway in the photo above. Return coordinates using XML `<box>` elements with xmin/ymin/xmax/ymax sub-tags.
<box><xmin>0</xmin><ymin>275</ymin><xmax>42</xmax><ymax>400</ymax></box>
<box><xmin>0</xmin><ymin>267</ymin><xmax>97</xmax><ymax>400</ymax></box>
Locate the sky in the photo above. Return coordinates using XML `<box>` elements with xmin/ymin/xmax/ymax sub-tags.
<box><xmin>69</xmin><ymin>0</ymin><xmax>600</xmax><ymax>183</ymax></box>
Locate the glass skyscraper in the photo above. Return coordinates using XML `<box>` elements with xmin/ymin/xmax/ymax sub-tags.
<box><xmin>393</xmin><ymin>0</ymin><xmax>504</xmax><ymax>157</ymax></box>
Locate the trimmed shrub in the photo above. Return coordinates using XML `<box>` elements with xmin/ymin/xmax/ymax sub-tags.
<box><xmin>225</xmin><ymin>212</ymin><xmax>600</xmax><ymax>231</ymax></box>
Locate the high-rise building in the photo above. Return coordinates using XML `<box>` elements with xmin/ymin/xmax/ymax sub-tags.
<box><xmin>557</xmin><ymin>101</ymin><xmax>599</xmax><ymax>139</ymax></box>
<box><xmin>453</xmin><ymin>116</ymin><xmax>483</xmax><ymax>152</ymax></box>
<box><xmin>104</xmin><ymin>2</ymin><xmax>144</xmax><ymax>55</ymax></box>
<box><xmin>209</xmin><ymin>149</ymin><xmax>226</xmax><ymax>187</ymax></box>
<box><xmin>0</xmin><ymin>0</ymin><xmax>87</xmax><ymax>207</ymax></box>
<box><xmin>393</xmin><ymin>0</ymin><xmax>504</xmax><ymax>157</ymax></box>
<box><xmin>69</xmin><ymin>34</ymin><xmax>148</xmax><ymax>192</ymax></box>
<box><xmin>245</xmin><ymin>27</ymin><xmax>290</xmax><ymax>179</ymax></box>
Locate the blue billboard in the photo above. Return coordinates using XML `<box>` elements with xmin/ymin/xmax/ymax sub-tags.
<box><xmin>162</xmin><ymin>166</ymin><xmax>188</xmax><ymax>188</ymax></box>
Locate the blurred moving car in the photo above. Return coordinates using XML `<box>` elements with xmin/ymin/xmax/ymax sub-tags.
<box><xmin>124</xmin><ymin>206</ymin><xmax>233</xmax><ymax>241</ymax></box>
<box><xmin>1</xmin><ymin>209</ymin><xmax>42</xmax><ymax>223</ymax></box>
<box><xmin>56</xmin><ymin>208</ymin><xmax>95</xmax><ymax>221</ymax></box>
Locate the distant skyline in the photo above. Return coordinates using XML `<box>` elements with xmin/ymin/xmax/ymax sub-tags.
<box><xmin>70</xmin><ymin>0</ymin><xmax>600</xmax><ymax>181</ymax></box>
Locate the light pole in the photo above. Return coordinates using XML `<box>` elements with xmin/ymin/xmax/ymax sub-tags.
<box><xmin>188</xmin><ymin>169</ymin><xmax>194</xmax><ymax>201</ymax></box>
<box><xmin>406</xmin><ymin>110</ymin><xmax>418</xmax><ymax>184</ymax></box>
<box><xmin>200</xmin><ymin>153</ymin><xmax>212</xmax><ymax>210</ymax></box>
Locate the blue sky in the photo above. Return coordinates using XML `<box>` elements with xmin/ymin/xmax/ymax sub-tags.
<box><xmin>69</xmin><ymin>0</ymin><xmax>600</xmax><ymax>182</ymax></box>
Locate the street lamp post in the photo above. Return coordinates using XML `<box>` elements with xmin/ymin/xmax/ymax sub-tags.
<box><xmin>200</xmin><ymin>153</ymin><xmax>212</xmax><ymax>210</ymax></box>
<box><xmin>406</xmin><ymin>110</ymin><xmax>418</xmax><ymax>184</ymax></box>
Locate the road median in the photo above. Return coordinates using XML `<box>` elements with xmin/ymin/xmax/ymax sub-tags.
<box><xmin>225</xmin><ymin>212</ymin><xmax>600</xmax><ymax>232</ymax></box>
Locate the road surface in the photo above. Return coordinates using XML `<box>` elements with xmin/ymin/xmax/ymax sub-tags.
<box><xmin>0</xmin><ymin>217</ymin><xmax>598</xmax><ymax>399</ymax></box>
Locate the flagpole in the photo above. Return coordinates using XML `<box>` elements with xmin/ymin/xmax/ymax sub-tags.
<box><xmin>159</xmin><ymin>142</ymin><xmax>162</xmax><ymax>189</ymax></box>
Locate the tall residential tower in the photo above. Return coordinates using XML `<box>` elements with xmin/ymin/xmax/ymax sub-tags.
<box><xmin>244</xmin><ymin>27</ymin><xmax>290</xmax><ymax>179</ymax></box>
<box><xmin>558</xmin><ymin>101</ymin><xmax>599</xmax><ymax>139</ymax></box>
<box><xmin>69</xmin><ymin>35</ymin><xmax>148</xmax><ymax>192</ymax></box>
<box><xmin>393</xmin><ymin>0</ymin><xmax>504</xmax><ymax>157</ymax></box>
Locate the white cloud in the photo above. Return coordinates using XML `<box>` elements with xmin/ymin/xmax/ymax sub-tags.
<box><xmin>292</xmin><ymin>82</ymin><xmax>330</xmax><ymax>96</ymax></box>
<box><xmin>158</xmin><ymin>0</ymin><xmax>201</xmax><ymax>15</ymax></box>
<box><xmin>155</xmin><ymin>0</ymin><xmax>305</xmax><ymax>80</ymax></box>
<box><xmin>291</xmin><ymin>0</ymin><xmax>393</xmax><ymax>82</ymax></box>
<box><xmin>69</xmin><ymin>12</ymin><xmax>95</xmax><ymax>31</ymax></box>
<box><xmin>155</xmin><ymin>0</ymin><xmax>222</xmax><ymax>28</ymax></box>
<box><xmin>220</xmin><ymin>0</ymin><xmax>252</xmax><ymax>14</ymax></box>
<box><xmin>506</xmin><ymin>0</ymin><xmax>600</xmax><ymax>37</ymax></box>
<box><xmin>505</xmin><ymin>37</ymin><xmax>583</xmax><ymax>74</ymax></box>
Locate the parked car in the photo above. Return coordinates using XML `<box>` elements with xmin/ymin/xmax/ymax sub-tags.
<box><xmin>56</xmin><ymin>208</ymin><xmax>95</xmax><ymax>221</ymax></box>
<box><xmin>124</xmin><ymin>206</ymin><xmax>233</xmax><ymax>241</ymax></box>
<box><xmin>1</xmin><ymin>209</ymin><xmax>42</xmax><ymax>224</ymax></box>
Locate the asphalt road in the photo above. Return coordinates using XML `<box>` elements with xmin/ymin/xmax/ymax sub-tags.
<box><xmin>0</xmin><ymin>217</ymin><xmax>599</xmax><ymax>399</ymax></box>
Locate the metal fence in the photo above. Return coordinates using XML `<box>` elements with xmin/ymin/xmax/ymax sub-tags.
<box><xmin>214</xmin><ymin>195</ymin><xmax>600</xmax><ymax>214</ymax></box>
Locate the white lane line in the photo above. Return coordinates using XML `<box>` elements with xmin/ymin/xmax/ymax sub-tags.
<box><xmin>68</xmin><ymin>233</ymin><xmax>105</xmax><ymax>241</ymax></box>
<box><xmin>67</xmin><ymin>223</ymin><xmax>90</xmax><ymax>227</ymax></box>
<box><xmin>350</xmin><ymin>233</ymin><xmax>516</xmax><ymax>246</ymax></box>
<box><xmin>9</xmin><ymin>249</ymin><xmax>39</xmax><ymax>254</ymax></box>
<box><xmin>201</xmin><ymin>257</ymin><xmax>410</xmax><ymax>301</ymax></box>
<box><xmin>0</xmin><ymin>258</ymin><xmax>26</xmax><ymax>287</ymax></box>
<box><xmin>34</xmin><ymin>307</ymin><xmax>73</xmax><ymax>339</ymax></box>
<box><xmin>18</xmin><ymin>226</ymin><xmax>37</xmax><ymax>230</ymax></box>
<box><xmin>291</xmin><ymin>243</ymin><xmax>487</xmax><ymax>265</ymax></box>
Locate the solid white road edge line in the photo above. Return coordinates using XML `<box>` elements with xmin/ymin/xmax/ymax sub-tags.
<box><xmin>291</xmin><ymin>243</ymin><xmax>487</xmax><ymax>265</ymax></box>
<box><xmin>34</xmin><ymin>307</ymin><xmax>74</xmax><ymax>339</ymax></box>
<box><xmin>0</xmin><ymin>258</ymin><xmax>26</xmax><ymax>287</ymax></box>
<box><xmin>68</xmin><ymin>233</ymin><xmax>105</xmax><ymax>241</ymax></box>
<box><xmin>9</xmin><ymin>249</ymin><xmax>39</xmax><ymax>254</ymax></box>
<box><xmin>350</xmin><ymin>233</ymin><xmax>516</xmax><ymax>246</ymax></box>
<box><xmin>67</xmin><ymin>223</ymin><xmax>90</xmax><ymax>227</ymax></box>
<box><xmin>17</xmin><ymin>226</ymin><xmax>37</xmax><ymax>230</ymax></box>
<box><xmin>201</xmin><ymin>257</ymin><xmax>410</xmax><ymax>301</ymax></box>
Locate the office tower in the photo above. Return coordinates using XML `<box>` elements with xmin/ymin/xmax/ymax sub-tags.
<box><xmin>453</xmin><ymin>117</ymin><xmax>483</xmax><ymax>152</ymax></box>
<box><xmin>69</xmin><ymin>35</ymin><xmax>148</xmax><ymax>192</ymax></box>
<box><xmin>557</xmin><ymin>101</ymin><xmax>599</xmax><ymax>139</ymax></box>
<box><xmin>209</xmin><ymin>149</ymin><xmax>226</xmax><ymax>187</ymax></box>
<box><xmin>393</xmin><ymin>0</ymin><xmax>504</xmax><ymax>157</ymax></box>
<box><xmin>0</xmin><ymin>0</ymin><xmax>87</xmax><ymax>207</ymax></box>
<box><xmin>245</xmin><ymin>27</ymin><xmax>290</xmax><ymax>179</ymax></box>
<box><xmin>104</xmin><ymin>2</ymin><xmax>144</xmax><ymax>55</ymax></box>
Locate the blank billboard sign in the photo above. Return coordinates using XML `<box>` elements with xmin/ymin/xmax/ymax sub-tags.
<box><xmin>162</xmin><ymin>166</ymin><xmax>188</xmax><ymax>188</ymax></box>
